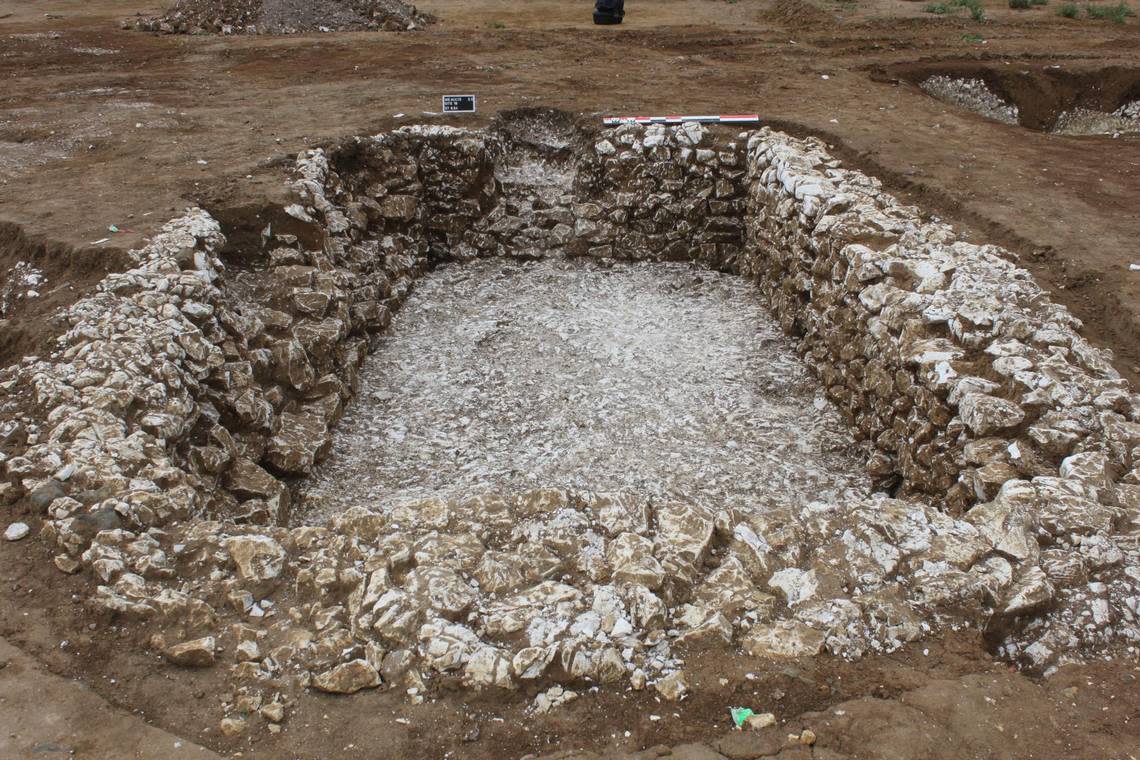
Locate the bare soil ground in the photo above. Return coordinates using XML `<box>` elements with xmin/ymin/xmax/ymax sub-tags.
<box><xmin>2</xmin><ymin>0</ymin><xmax>1140</xmax><ymax>758</ymax></box>
<box><xmin>4</xmin><ymin>529</ymin><xmax>1140</xmax><ymax>760</ymax></box>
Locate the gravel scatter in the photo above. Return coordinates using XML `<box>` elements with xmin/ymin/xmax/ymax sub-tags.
<box><xmin>298</xmin><ymin>257</ymin><xmax>870</xmax><ymax>523</ymax></box>
<box><xmin>1053</xmin><ymin>101</ymin><xmax>1140</xmax><ymax>135</ymax></box>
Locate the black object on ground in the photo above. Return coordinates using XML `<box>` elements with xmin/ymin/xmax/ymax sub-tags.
<box><xmin>594</xmin><ymin>0</ymin><xmax>625</xmax><ymax>25</ymax></box>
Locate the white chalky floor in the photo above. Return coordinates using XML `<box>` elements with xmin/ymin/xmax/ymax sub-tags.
<box><xmin>297</xmin><ymin>257</ymin><xmax>870</xmax><ymax>523</ymax></box>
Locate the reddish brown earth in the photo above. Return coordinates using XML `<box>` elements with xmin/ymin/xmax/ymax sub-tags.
<box><xmin>4</xmin><ymin>529</ymin><xmax>1140</xmax><ymax>760</ymax></box>
<box><xmin>2</xmin><ymin>1</ymin><xmax>1140</xmax><ymax>758</ymax></box>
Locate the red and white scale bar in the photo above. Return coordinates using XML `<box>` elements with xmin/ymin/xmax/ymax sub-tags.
<box><xmin>602</xmin><ymin>114</ymin><xmax>760</xmax><ymax>126</ymax></box>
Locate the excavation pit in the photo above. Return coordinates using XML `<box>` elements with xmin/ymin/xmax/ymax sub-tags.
<box><xmin>2</xmin><ymin>112</ymin><xmax>1139</xmax><ymax>731</ymax></box>
<box><xmin>879</xmin><ymin>62</ymin><xmax>1140</xmax><ymax>135</ymax></box>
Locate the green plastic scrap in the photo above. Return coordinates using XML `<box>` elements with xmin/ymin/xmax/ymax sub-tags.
<box><xmin>730</xmin><ymin>707</ymin><xmax>755</xmax><ymax>728</ymax></box>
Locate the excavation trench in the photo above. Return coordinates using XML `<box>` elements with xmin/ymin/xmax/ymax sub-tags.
<box><xmin>3</xmin><ymin>111</ymin><xmax>1139</xmax><ymax>727</ymax></box>
<box><xmin>877</xmin><ymin>61</ymin><xmax>1140</xmax><ymax>135</ymax></box>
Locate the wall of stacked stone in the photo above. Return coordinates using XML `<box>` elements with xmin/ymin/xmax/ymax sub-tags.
<box><xmin>741</xmin><ymin>129</ymin><xmax>1140</xmax><ymax>514</ymax></box>
<box><xmin>568</xmin><ymin>122</ymin><xmax>1140</xmax><ymax>668</ymax></box>
<box><xmin>571</xmin><ymin>121</ymin><xmax>748</xmax><ymax>270</ymax></box>
<box><xmin>0</xmin><ymin>125</ymin><xmax>502</xmax><ymax>590</ymax></box>
<box><xmin>188</xmin><ymin>127</ymin><xmax>503</xmax><ymax>522</ymax></box>
<box><xmin>1</xmin><ymin>119</ymin><xmax>1138</xmax><ymax>730</ymax></box>
<box><xmin>736</xmin><ymin>128</ymin><xmax>1140</xmax><ymax>666</ymax></box>
<box><xmin>570</xmin><ymin>123</ymin><xmax>1140</xmax><ymax>516</ymax></box>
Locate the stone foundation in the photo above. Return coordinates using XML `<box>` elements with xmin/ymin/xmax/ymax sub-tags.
<box><xmin>1</xmin><ymin>113</ymin><xmax>1138</xmax><ymax>731</ymax></box>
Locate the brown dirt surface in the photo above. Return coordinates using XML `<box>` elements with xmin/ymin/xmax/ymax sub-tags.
<box><xmin>3</xmin><ymin>0</ymin><xmax>1140</xmax><ymax>757</ymax></box>
<box><xmin>3</xmin><ymin>529</ymin><xmax>1139</xmax><ymax>760</ymax></box>
<box><xmin>0</xmin><ymin>222</ymin><xmax>130</xmax><ymax>365</ymax></box>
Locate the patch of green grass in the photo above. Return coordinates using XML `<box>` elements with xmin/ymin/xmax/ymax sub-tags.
<box><xmin>1086</xmin><ymin>1</ymin><xmax>1136</xmax><ymax>21</ymax></box>
<box><xmin>963</xmin><ymin>0</ymin><xmax>987</xmax><ymax>19</ymax></box>
<box><xmin>1058</xmin><ymin>1</ymin><xmax>1080</xmax><ymax>15</ymax></box>
<box><xmin>921</xmin><ymin>0</ymin><xmax>984</xmax><ymax>16</ymax></box>
<box><xmin>1009</xmin><ymin>0</ymin><xmax>1031</xmax><ymax>8</ymax></box>
<box><xmin>962</xmin><ymin>31</ymin><xmax>985</xmax><ymax>40</ymax></box>
<box><xmin>923</xmin><ymin>0</ymin><xmax>986</xmax><ymax>17</ymax></box>
<box><xmin>487</xmin><ymin>20</ymin><xmax>506</xmax><ymax>29</ymax></box>
<box><xmin>1030</xmin><ymin>0</ymin><xmax>1049</xmax><ymax>5</ymax></box>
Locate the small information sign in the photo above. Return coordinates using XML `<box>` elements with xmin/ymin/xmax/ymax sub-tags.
<box><xmin>442</xmin><ymin>95</ymin><xmax>477</xmax><ymax>114</ymax></box>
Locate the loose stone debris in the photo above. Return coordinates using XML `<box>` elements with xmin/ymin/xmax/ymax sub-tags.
<box><xmin>1</xmin><ymin>111</ymin><xmax>1139</xmax><ymax>736</ymax></box>
<box><xmin>0</xmin><ymin>262</ymin><xmax>45</xmax><ymax>318</ymax></box>
<box><xmin>164</xmin><ymin>636</ymin><xmax>217</xmax><ymax>667</ymax></box>
<box><xmin>919</xmin><ymin>76</ymin><xmax>1020</xmax><ymax>126</ymax></box>
<box><xmin>1053</xmin><ymin>100</ymin><xmax>1140</xmax><ymax>136</ymax></box>
<box><xmin>4</xmin><ymin>521</ymin><xmax>30</xmax><ymax>541</ymax></box>
<box><xmin>299</xmin><ymin>258</ymin><xmax>868</xmax><ymax>519</ymax></box>
<box><xmin>920</xmin><ymin>75</ymin><xmax>1140</xmax><ymax>135</ymax></box>
<box><xmin>127</xmin><ymin>0</ymin><xmax>433</xmax><ymax>35</ymax></box>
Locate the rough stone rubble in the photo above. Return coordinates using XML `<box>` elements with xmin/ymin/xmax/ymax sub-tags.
<box><xmin>128</xmin><ymin>0</ymin><xmax>433</xmax><ymax>35</ymax></box>
<box><xmin>1</xmin><ymin>114</ymin><xmax>1138</xmax><ymax>732</ymax></box>
<box><xmin>0</xmin><ymin>261</ymin><xmax>45</xmax><ymax>317</ymax></box>
<box><xmin>298</xmin><ymin>257</ymin><xmax>869</xmax><ymax>521</ymax></box>
<box><xmin>1053</xmin><ymin>100</ymin><xmax>1140</xmax><ymax>136</ymax></box>
<box><xmin>919</xmin><ymin>75</ymin><xmax>1020</xmax><ymax>126</ymax></box>
<box><xmin>920</xmin><ymin>74</ymin><xmax>1140</xmax><ymax>135</ymax></box>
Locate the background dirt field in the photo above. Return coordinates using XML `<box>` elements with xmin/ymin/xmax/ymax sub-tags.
<box><xmin>2</xmin><ymin>0</ymin><xmax>1140</xmax><ymax>758</ymax></box>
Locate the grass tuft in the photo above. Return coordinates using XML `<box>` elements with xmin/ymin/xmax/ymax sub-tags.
<box><xmin>923</xmin><ymin>0</ymin><xmax>986</xmax><ymax>18</ymax></box>
<box><xmin>1086</xmin><ymin>1</ymin><xmax>1136</xmax><ymax>21</ymax></box>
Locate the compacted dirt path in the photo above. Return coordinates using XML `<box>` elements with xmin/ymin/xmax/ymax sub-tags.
<box><xmin>0</xmin><ymin>637</ymin><xmax>223</xmax><ymax>760</ymax></box>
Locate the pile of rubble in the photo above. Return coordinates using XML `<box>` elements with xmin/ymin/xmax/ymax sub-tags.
<box><xmin>1053</xmin><ymin>99</ymin><xmax>1140</xmax><ymax>136</ymax></box>
<box><xmin>1</xmin><ymin>116</ymin><xmax>1138</xmax><ymax>735</ymax></box>
<box><xmin>0</xmin><ymin>261</ymin><xmax>44</xmax><ymax>318</ymax></box>
<box><xmin>127</xmin><ymin>0</ymin><xmax>433</xmax><ymax>35</ymax></box>
<box><xmin>919</xmin><ymin>75</ymin><xmax>1020</xmax><ymax>126</ymax></box>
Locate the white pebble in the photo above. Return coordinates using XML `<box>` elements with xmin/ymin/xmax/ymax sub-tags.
<box><xmin>5</xmin><ymin>522</ymin><xmax>30</xmax><ymax>541</ymax></box>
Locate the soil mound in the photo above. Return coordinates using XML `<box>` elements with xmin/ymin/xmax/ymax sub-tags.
<box><xmin>129</xmin><ymin>0</ymin><xmax>433</xmax><ymax>35</ymax></box>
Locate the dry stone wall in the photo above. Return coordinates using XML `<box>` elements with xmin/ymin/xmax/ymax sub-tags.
<box><xmin>572</xmin><ymin>121</ymin><xmax>748</xmax><ymax>270</ymax></box>
<box><xmin>570</xmin><ymin>122</ymin><xmax>1140</xmax><ymax>669</ymax></box>
<box><xmin>737</xmin><ymin>128</ymin><xmax>1140</xmax><ymax>667</ymax></box>
<box><xmin>1</xmin><ymin>119</ymin><xmax>1138</xmax><ymax>735</ymax></box>
<box><xmin>182</xmin><ymin>126</ymin><xmax>503</xmax><ymax>526</ymax></box>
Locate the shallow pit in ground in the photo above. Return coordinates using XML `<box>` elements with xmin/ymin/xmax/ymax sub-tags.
<box><xmin>297</xmin><ymin>257</ymin><xmax>869</xmax><ymax>524</ymax></box>
<box><xmin>4</xmin><ymin>111</ymin><xmax>1140</xmax><ymax>753</ymax></box>
<box><xmin>876</xmin><ymin>61</ymin><xmax>1140</xmax><ymax>135</ymax></box>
